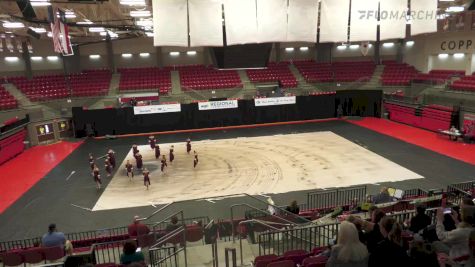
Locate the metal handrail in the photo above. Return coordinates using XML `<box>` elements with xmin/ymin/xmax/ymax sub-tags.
<box><xmin>237</xmin><ymin>219</ymin><xmax>317</xmax><ymax>265</ymax></box>
<box><xmin>149</xmin><ymin>226</ymin><xmax>188</xmax><ymax>267</ymax></box>
<box><xmin>137</xmin><ymin>202</ymin><xmax>174</xmax><ymax>222</ymax></box>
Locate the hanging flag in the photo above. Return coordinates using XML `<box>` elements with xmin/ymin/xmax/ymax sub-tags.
<box><xmin>48</xmin><ymin>6</ymin><xmax>73</xmax><ymax>56</ymax></box>
<box><xmin>0</xmin><ymin>36</ymin><xmax>4</xmax><ymax>53</ymax></box>
<box><xmin>27</xmin><ymin>39</ymin><xmax>33</xmax><ymax>54</ymax></box>
<box><xmin>17</xmin><ymin>40</ymin><xmax>23</xmax><ymax>53</ymax></box>
<box><xmin>360</xmin><ymin>41</ymin><xmax>370</xmax><ymax>56</ymax></box>
<box><xmin>6</xmin><ymin>37</ymin><xmax>14</xmax><ymax>52</ymax></box>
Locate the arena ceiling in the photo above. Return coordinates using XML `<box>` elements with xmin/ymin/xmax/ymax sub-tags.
<box><xmin>0</xmin><ymin>0</ymin><xmax>473</xmax><ymax>44</ymax></box>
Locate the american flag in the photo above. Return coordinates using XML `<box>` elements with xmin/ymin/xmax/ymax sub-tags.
<box><xmin>49</xmin><ymin>7</ymin><xmax>73</xmax><ymax>56</ymax></box>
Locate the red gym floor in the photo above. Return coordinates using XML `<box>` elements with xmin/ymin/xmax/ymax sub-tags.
<box><xmin>350</xmin><ymin>117</ymin><xmax>475</xmax><ymax>166</ymax></box>
<box><xmin>0</xmin><ymin>141</ymin><xmax>82</xmax><ymax>213</ymax></box>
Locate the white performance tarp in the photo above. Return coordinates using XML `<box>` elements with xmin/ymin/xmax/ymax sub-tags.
<box><xmin>319</xmin><ymin>0</ymin><xmax>350</xmax><ymax>43</ymax></box>
<box><xmin>224</xmin><ymin>0</ymin><xmax>258</xmax><ymax>45</ymax></box>
<box><xmin>153</xmin><ymin>0</ymin><xmax>188</xmax><ymax>47</ymax></box>
<box><xmin>254</xmin><ymin>96</ymin><xmax>296</xmax><ymax>107</ymax></box>
<box><xmin>189</xmin><ymin>0</ymin><xmax>224</xmax><ymax>47</ymax></box>
<box><xmin>379</xmin><ymin>0</ymin><xmax>408</xmax><ymax>40</ymax></box>
<box><xmin>410</xmin><ymin>0</ymin><xmax>437</xmax><ymax>36</ymax></box>
<box><xmin>349</xmin><ymin>0</ymin><xmax>378</xmax><ymax>42</ymax></box>
<box><xmin>198</xmin><ymin>100</ymin><xmax>238</xmax><ymax>110</ymax></box>
<box><xmin>256</xmin><ymin>0</ymin><xmax>288</xmax><ymax>43</ymax></box>
<box><xmin>133</xmin><ymin>104</ymin><xmax>182</xmax><ymax>115</ymax></box>
<box><xmin>287</xmin><ymin>0</ymin><xmax>318</xmax><ymax>43</ymax></box>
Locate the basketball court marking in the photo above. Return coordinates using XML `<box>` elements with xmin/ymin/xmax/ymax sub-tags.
<box><xmin>92</xmin><ymin>131</ymin><xmax>423</xmax><ymax>211</ymax></box>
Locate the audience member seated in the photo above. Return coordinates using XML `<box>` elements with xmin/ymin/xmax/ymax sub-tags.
<box><xmin>120</xmin><ymin>240</ymin><xmax>145</xmax><ymax>266</ymax></box>
<box><xmin>435</xmin><ymin>206</ymin><xmax>475</xmax><ymax>265</ymax></box>
<box><xmin>41</xmin><ymin>223</ymin><xmax>73</xmax><ymax>255</ymax></box>
<box><xmin>372</xmin><ymin>187</ymin><xmax>393</xmax><ymax>204</ymax></box>
<box><xmin>359</xmin><ymin>208</ymin><xmax>386</xmax><ymax>253</ymax></box>
<box><xmin>326</xmin><ymin>221</ymin><xmax>368</xmax><ymax>267</ymax></box>
<box><xmin>165</xmin><ymin>216</ymin><xmax>181</xmax><ymax>232</ymax></box>
<box><xmin>368</xmin><ymin>217</ymin><xmax>410</xmax><ymax>267</ymax></box>
<box><xmin>286</xmin><ymin>200</ymin><xmax>300</xmax><ymax>215</ymax></box>
<box><xmin>409</xmin><ymin>206</ymin><xmax>432</xmax><ymax>233</ymax></box>
<box><xmin>127</xmin><ymin>216</ymin><xmax>150</xmax><ymax>237</ymax></box>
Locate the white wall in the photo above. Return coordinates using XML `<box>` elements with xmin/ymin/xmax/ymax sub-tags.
<box><xmin>430</xmin><ymin>54</ymin><xmax>467</xmax><ymax>71</ymax></box>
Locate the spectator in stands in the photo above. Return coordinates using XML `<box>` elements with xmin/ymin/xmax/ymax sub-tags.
<box><xmin>346</xmin><ymin>215</ymin><xmax>366</xmax><ymax>244</ymax></box>
<box><xmin>435</xmin><ymin>206</ymin><xmax>475</xmax><ymax>264</ymax></box>
<box><xmin>368</xmin><ymin>217</ymin><xmax>410</xmax><ymax>267</ymax></box>
<box><xmin>41</xmin><ymin>224</ymin><xmax>73</xmax><ymax>255</ymax></box>
<box><xmin>409</xmin><ymin>206</ymin><xmax>432</xmax><ymax>233</ymax></box>
<box><xmin>360</xmin><ymin>209</ymin><xmax>386</xmax><ymax>253</ymax></box>
<box><xmin>128</xmin><ymin>216</ymin><xmax>150</xmax><ymax>237</ymax></box>
<box><xmin>326</xmin><ymin>221</ymin><xmax>368</xmax><ymax>267</ymax></box>
<box><xmin>120</xmin><ymin>240</ymin><xmax>145</xmax><ymax>265</ymax></box>
<box><xmin>286</xmin><ymin>200</ymin><xmax>300</xmax><ymax>215</ymax></box>
<box><xmin>372</xmin><ymin>187</ymin><xmax>393</xmax><ymax>204</ymax></box>
<box><xmin>165</xmin><ymin>216</ymin><xmax>181</xmax><ymax>232</ymax></box>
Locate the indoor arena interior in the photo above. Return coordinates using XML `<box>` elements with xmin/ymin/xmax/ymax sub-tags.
<box><xmin>2</xmin><ymin>0</ymin><xmax>475</xmax><ymax>267</ymax></box>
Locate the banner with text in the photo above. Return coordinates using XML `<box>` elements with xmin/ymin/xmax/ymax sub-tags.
<box><xmin>134</xmin><ymin>104</ymin><xmax>181</xmax><ymax>115</ymax></box>
<box><xmin>254</xmin><ymin>96</ymin><xmax>296</xmax><ymax>107</ymax></box>
<box><xmin>198</xmin><ymin>100</ymin><xmax>238</xmax><ymax>111</ymax></box>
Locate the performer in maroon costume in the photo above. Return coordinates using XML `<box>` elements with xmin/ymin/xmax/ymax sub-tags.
<box><xmin>155</xmin><ymin>145</ymin><xmax>161</xmax><ymax>159</ymax></box>
<box><xmin>161</xmin><ymin>155</ymin><xmax>168</xmax><ymax>172</ymax></box>
<box><xmin>143</xmin><ymin>168</ymin><xmax>151</xmax><ymax>189</ymax></box>
<box><xmin>105</xmin><ymin>158</ymin><xmax>112</xmax><ymax>177</ymax></box>
<box><xmin>125</xmin><ymin>160</ymin><xmax>134</xmax><ymax>179</ymax></box>
<box><xmin>193</xmin><ymin>151</ymin><xmax>199</xmax><ymax>168</ymax></box>
<box><xmin>169</xmin><ymin>146</ymin><xmax>175</xmax><ymax>164</ymax></box>
<box><xmin>107</xmin><ymin>149</ymin><xmax>116</xmax><ymax>168</ymax></box>
<box><xmin>135</xmin><ymin>152</ymin><xmax>143</xmax><ymax>170</ymax></box>
<box><xmin>149</xmin><ymin>136</ymin><xmax>156</xmax><ymax>150</ymax></box>
<box><xmin>88</xmin><ymin>153</ymin><xmax>95</xmax><ymax>172</ymax></box>
<box><xmin>132</xmin><ymin>145</ymin><xmax>139</xmax><ymax>159</ymax></box>
<box><xmin>186</xmin><ymin>138</ymin><xmax>192</xmax><ymax>154</ymax></box>
<box><xmin>93</xmin><ymin>165</ymin><xmax>101</xmax><ymax>189</ymax></box>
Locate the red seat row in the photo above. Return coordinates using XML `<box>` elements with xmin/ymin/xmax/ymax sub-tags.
<box><xmin>381</xmin><ymin>62</ymin><xmax>419</xmax><ymax>86</ymax></box>
<box><xmin>0</xmin><ymin>85</ymin><xmax>18</xmax><ymax>110</ymax></box>
<box><xmin>0</xmin><ymin>246</ymin><xmax>64</xmax><ymax>266</ymax></box>
<box><xmin>293</xmin><ymin>60</ymin><xmax>375</xmax><ymax>83</ymax></box>
<box><xmin>385</xmin><ymin>103</ymin><xmax>453</xmax><ymax>132</ymax></box>
<box><xmin>179</xmin><ymin>65</ymin><xmax>242</xmax><ymax>91</ymax></box>
<box><xmin>450</xmin><ymin>73</ymin><xmax>475</xmax><ymax>92</ymax></box>
<box><xmin>118</xmin><ymin>67</ymin><xmax>172</xmax><ymax>93</ymax></box>
<box><xmin>0</xmin><ymin>129</ymin><xmax>26</xmax><ymax>166</ymax></box>
<box><xmin>254</xmin><ymin>248</ymin><xmax>328</xmax><ymax>267</ymax></box>
<box><xmin>246</xmin><ymin>62</ymin><xmax>298</xmax><ymax>88</ymax></box>
<box><xmin>413</xmin><ymin>69</ymin><xmax>464</xmax><ymax>84</ymax></box>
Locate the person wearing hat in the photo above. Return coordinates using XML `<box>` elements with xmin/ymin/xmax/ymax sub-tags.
<box><xmin>127</xmin><ymin>216</ymin><xmax>150</xmax><ymax>237</ymax></box>
<box><xmin>41</xmin><ymin>224</ymin><xmax>73</xmax><ymax>255</ymax></box>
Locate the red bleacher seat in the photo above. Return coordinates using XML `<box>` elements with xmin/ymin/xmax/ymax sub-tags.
<box><xmin>246</xmin><ymin>62</ymin><xmax>298</xmax><ymax>88</ymax></box>
<box><xmin>118</xmin><ymin>67</ymin><xmax>171</xmax><ymax>93</ymax></box>
<box><xmin>178</xmin><ymin>65</ymin><xmax>242</xmax><ymax>91</ymax></box>
<box><xmin>450</xmin><ymin>73</ymin><xmax>475</xmax><ymax>92</ymax></box>
<box><xmin>9</xmin><ymin>69</ymin><xmax>111</xmax><ymax>102</ymax></box>
<box><xmin>254</xmin><ymin>254</ymin><xmax>279</xmax><ymax>267</ymax></box>
<box><xmin>267</xmin><ymin>259</ymin><xmax>295</xmax><ymax>267</ymax></box>
<box><xmin>413</xmin><ymin>69</ymin><xmax>464</xmax><ymax>84</ymax></box>
<box><xmin>381</xmin><ymin>61</ymin><xmax>419</xmax><ymax>86</ymax></box>
<box><xmin>0</xmin><ymin>85</ymin><xmax>18</xmax><ymax>110</ymax></box>
<box><xmin>293</xmin><ymin>60</ymin><xmax>375</xmax><ymax>83</ymax></box>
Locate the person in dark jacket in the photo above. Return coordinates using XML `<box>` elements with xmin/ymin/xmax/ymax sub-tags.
<box><xmin>410</xmin><ymin>206</ymin><xmax>432</xmax><ymax>233</ymax></box>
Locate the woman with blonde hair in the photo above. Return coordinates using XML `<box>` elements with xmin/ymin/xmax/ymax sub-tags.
<box><xmin>326</xmin><ymin>221</ymin><xmax>368</xmax><ymax>267</ymax></box>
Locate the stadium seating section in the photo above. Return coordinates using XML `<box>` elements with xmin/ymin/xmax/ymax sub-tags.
<box><xmin>178</xmin><ymin>65</ymin><xmax>242</xmax><ymax>91</ymax></box>
<box><xmin>294</xmin><ymin>60</ymin><xmax>375</xmax><ymax>83</ymax></box>
<box><xmin>118</xmin><ymin>67</ymin><xmax>171</xmax><ymax>94</ymax></box>
<box><xmin>450</xmin><ymin>74</ymin><xmax>475</xmax><ymax>92</ymax></box>
<box><xmin>9</xmin><ymin>70</ymin><xmax>111</xmax><ymax>102</ymax></box>
<box><xmin>0</xmin><ymin>85</ymin><xmax>18</xmax><ymax>110</ymax></box>
<box><xmin>384</xmin><ymin>102</ymin><xmax>453</xmax><ymax>132</ymax></box>
<box><xmin>412</xmin><ymin>69</ymin><xmax>465</xmax><ymax>84</ymax></box>
<box><xmin>246</xmin><ymin>62</ymin><xmax>298</xmax><ymax>88</ymax></box>
<box><xmin>381</xmin><ymin>61</ymin><xmax>419</xmax><ymax>86</ymax></box>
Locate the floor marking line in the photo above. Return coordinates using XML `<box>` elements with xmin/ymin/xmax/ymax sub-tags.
<box><xmin>71</xmin><ymin>204</ymin><xmax>93</xmax><ymax>211</ymax></box>
<box><xmin>65</xmin><ymin>171</ymin><xmax>76</xmax><ymax>181</ymax></box>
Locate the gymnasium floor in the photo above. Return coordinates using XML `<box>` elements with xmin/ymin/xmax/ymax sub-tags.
<box><xmin>1</xmin><ymin>118</ymin><xmax>475</xmax><ymax>241</ymax></box>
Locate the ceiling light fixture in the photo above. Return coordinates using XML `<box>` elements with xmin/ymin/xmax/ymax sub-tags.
<box><xmin>187</xmin><ymin>51</ymin><xmax>197</xmax><ymax>55</ymax></box>
<box><xmin>446</xmin><ymin>6</ymin><xmax>464</xmax><ymax>12</ymax></box>
<box><xmin>122</xmin><ymin>53</ymin><xmax>132</xmax><ymax>58</ymax></box>
<box><xmin>3</xmin><ymin>22</ymin><xmax>25</xmax><ymax>29</ymax></box>
<box><xmin>31</xmin><ymin>56</ymin><xmax>43</xmax><ymax>61</ymax></box>
<box><xmin>169</xmin><ymin>52</ymin><xmax>180</xmax><ymax>56</ymax></box>
<box><xmin>47</xmin><ymin>56</ymin><xmax>59</xmax><ymax>61</ymax></box>
<box><xmin>5</xmin><ymin>57</ymin><xmax>19</xmax><ymax>62</ymax></box>
<box><xmin>30</xmin><ymin>0</ymin><xmax>51</xmax><ymax>6</ymax></box>
<box><xmin>130</xmin><ymin>10</ymin><xmax>151</xmax><ymax>17</ymax></box>
<box><xmin>29</xmin><ymin>27</ymin><xmax>47</xmax><ymax>33</ymax></box>
<box><xmin>120</xmin><ymin>0</ymin><xmax>146</xmax><ymax>6</ymax></box>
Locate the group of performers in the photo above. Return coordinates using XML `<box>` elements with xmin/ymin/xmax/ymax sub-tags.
<box><xmin>88</xmin><ymin>149</ymin><xmax>116</xmax><ymax>189</ymax></box>
<box><xmin>87</xmin><ymin>137</ymin><xmax>199</xmax><ymax>190</ymax></box>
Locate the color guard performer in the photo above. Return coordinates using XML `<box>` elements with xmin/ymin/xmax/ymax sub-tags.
<box><xmin>105</xmin><ymin>158</ymin><xmax>112</xmax><ymax>177</ymax></box>
<box><xmin>169</xmin><ymin>145</ymin><xmax>175</xmax><ymax>164</ymax></box>
<box><xmin>107</xmin><ymin>149</ymin><xmax>116</xmax><ymax>169</ymax></box>
<box><xmin>125</xmin><ymin>160</ymin><xmax>134</xmax><ymax>180</ymax></box>
<box><xmin>186</xmin><ymin>138</ymin><xmax>192</xmax><ymax>154</ymax></box>
<box><xmin>132</xmin><ymin>145</ymin><xmax>139</xmax><ymax>158</ymax></box>
<box><xmin>155</xmin><ymin>145</ymin><xmax>161</xmax><ymax>159</ymax></box>
<box><xmin>143</xmin><ymin>168</ymin><xmax>151</xmax><ymax>190</ymax></box>
<box><xmin>88</xmin><ymin>153</ymin><xmax>95</xmax><ymax>173</ymax></box>
<box><xmin>161</xmin><ymin>155</ymin><xmax>168</xmax><ymax>173</ymax></box>
<box><xmin>149</xmin><ymin>136</ymin><xmax>157</xmax><ymax>150</ymax></box>
<box><xmin>135</xmin><ymin>152</ymin><xmax>143</xmax><ymax>170</ymax></box>
<box><xmin>193</xmin><ymin>151</ymin><xmax>199</xmax><ymax>168</ymax></box>
<box><xmin>93</xmin><ymin>165</ymin><xmax>102</xmax><ymax>189</ymax></box>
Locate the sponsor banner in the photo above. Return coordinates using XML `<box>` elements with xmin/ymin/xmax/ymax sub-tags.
<box><xmin>133</xmin><ymin>104</ymin><xmax>181</xmax><ymax>115</ymax></box>
<box><xmin>198</xmin><ymin>100</ymin><xmax>238</xmax><ymax>111</ymax></box>
<box><xmin>254</xmin><ymin>96</ymin><xmax>296</xmax><ymax>107</ymax></box>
